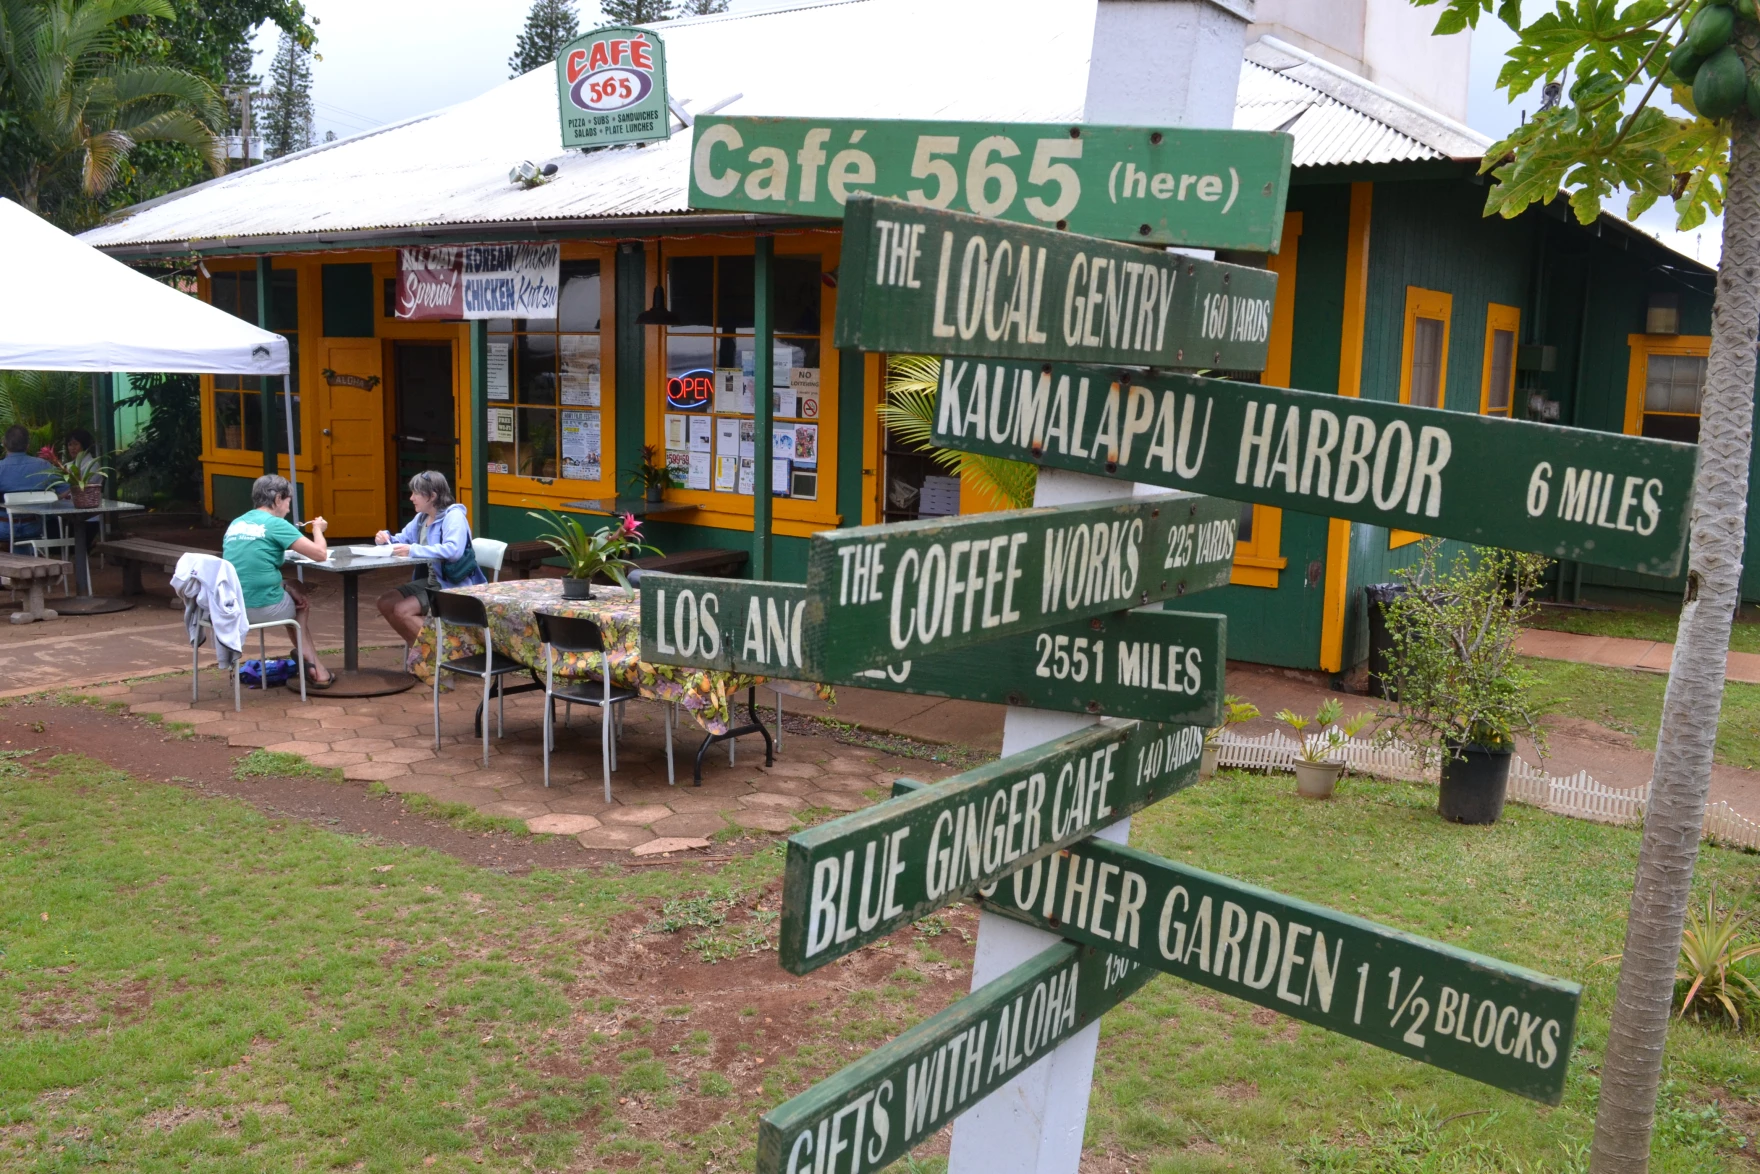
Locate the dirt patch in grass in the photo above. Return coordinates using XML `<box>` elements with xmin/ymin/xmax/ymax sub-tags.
<box><xmin>0</xmin><ymin>700</ymin><xmax>636</xmax><ymax>872</ymax></box>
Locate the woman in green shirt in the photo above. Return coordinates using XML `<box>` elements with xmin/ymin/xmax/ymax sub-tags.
<box><xmin>221</xmin><ymin>475</ymin><xmax>336</xmax><ymax>687</ymax></box>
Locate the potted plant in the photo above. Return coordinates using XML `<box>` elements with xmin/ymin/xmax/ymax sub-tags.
<box><xmin>40</xmin><ymin>445</ymin><xmax>110</xmax><ymax>509</ymax></box>
<box><xmin>628</xmin><ymin>444</ymin><xmax>671</xmax><ymax>504</ymax></box>
<box><xmin>527</xmin><ymin>510</ymin><xmax>659</xmax><ymax>600</ymax></box>
<box><xmin>1201</xmin><ymin>695</ymin><xmax>1260</xmax><ymax>780</ymax></box>
<box><xmin>1378</xmin><ymin>541</ymin><xmax>1549</xmax><ymax>825</ymax></box>
<box><xmin>1275</xmin><ymin>698</ymin><xmax>1371</xmax><ymax>799</ymax></box>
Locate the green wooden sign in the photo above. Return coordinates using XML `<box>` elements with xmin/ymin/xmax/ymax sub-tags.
<box><xmin>980</xmin><ymin>835</ymin><xmax>1581</xmax><ymax>1103</ymax></box>
<box><xmin>640</xmin><ymin>573</ymin><xmax>1229</xmax><ymax>726</ymax></box>
<box><xmin>834</xmin><ymin>195</ymin><xmax>1279</xmax><ymax>373</ymax></box>
<box><xmin>555</xmin><ymin>25</ymin><xmax>670</xmax><ymax>149</ymax></box>
<box><xmin>802</xmin><ymin>492</ymin><xmax>1240</xmax><ymax>679</ymax></box>
<box><xmin>778</xmin><ymin>719</ymin><xmax>1204</xmax><ymax>974</ymax></box>
<box><xmin>928</xmin><ymin>361</ymin><xmax>1698</xmax><ymax>576</ymax></box>
<box><xmin>687</xmin><ymin>116</ymin><xmax>1293</xmax><ymax>251</ymax></box>
<box><xmin>758</xmin><ymin>939</ymin><xmax>1152</xmax><ymax>1174</ymax></box>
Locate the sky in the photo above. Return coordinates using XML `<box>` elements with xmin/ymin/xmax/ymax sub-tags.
<box><xmin>254</xmin><ymin>0</ymin><xmax>1722</xmax><ymax>268</ymax></box>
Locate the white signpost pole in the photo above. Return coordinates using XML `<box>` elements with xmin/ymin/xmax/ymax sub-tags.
<box><xmin>946</xmin><ymin>3</ymin><xmax>1255</xmax><ymax>1170</ymax></box>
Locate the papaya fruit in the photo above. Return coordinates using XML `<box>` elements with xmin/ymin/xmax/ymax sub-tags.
<box><xmin>1695</xmin><ymin>45</ymin><xmax>1748</xmax><ymax>116</ymax></box>
<box><xmin>1670</xmin><ymin>40</ymin><xmax>1707</xmax><ymax>82</ymax></box>
<box><xmin>1690</xmin><ymin>4</ymin><xmax>1736</xmax><ymax>53</ymax></box>
<box><xmin>1740</xmin><ymin>0</ymin><xmax>1757</xmax><ymax>18</ymax></box>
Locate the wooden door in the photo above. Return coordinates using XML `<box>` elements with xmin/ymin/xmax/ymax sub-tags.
<box><xmin>318</xmin><ymin>340</ymin><xmax>387</xmax><ymax>537</ymax></box>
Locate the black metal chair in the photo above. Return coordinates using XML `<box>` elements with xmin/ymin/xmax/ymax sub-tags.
<box><xmin>432</xmin><ymin>590</ymin><xmax>526</xmax><ymax>766</ymax></box>
<box><xmin>534</xmin><ymin>611</ymin><xmax>641</xmax><ymax>801</ymax></box>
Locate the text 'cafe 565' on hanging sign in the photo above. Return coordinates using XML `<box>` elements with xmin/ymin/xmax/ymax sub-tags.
<box><xmin>638</xmin><ymin>572</ymin><xmax>1229</xmax><ymax>728</ymax></box>
<box><xmin>834</xmin><ymin>195</ymin><xmax>1280</xmax><ymax>373</ymax></box>
<box><xmin>686</xmin><ymin>116</ymin><xmax>1293</xmax><ymax>252</ymax></box>
<box><xmin>929</xmin><ymin>360</ymin><xmax>1699</xmax><ymax>578</ymax></box>
<box><xmin>801</xmin><ymin>492</ymin><xmax>1241</xmax><ymax>679</ymax></box>
<box><xmin>554</xmin><ymin>24</ymin><xmax>670</xmax><ymax>149</ymax></box>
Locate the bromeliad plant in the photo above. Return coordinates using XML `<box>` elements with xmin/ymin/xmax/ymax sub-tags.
<box><xmin>39</xmin><ymin>444</ymin><xmax>110</xmax><ymax>491</ymax></box>
<box><xmin>1276</xmin><ymin>698</ymin><xmax>1372</xmax><ymax>764</ymax></box>
<box><xmin>1378</xmin><ymin>541</ymin><xmax>1551</xmax><ymax>758</ymax></box>
<box><xmin>1676</xmin><ymin>886</ymin><xmax>1760</xmax><ymax>1027</ymax></box>
<box><xmin>627</xmin><ymin>444</ymin><xmax>672</xmax><ymax>498</ymax></box>
<box><xmin>528</xmin><ymin>510</ymin><xmax>658</xmax><ymax>589</ymax></box>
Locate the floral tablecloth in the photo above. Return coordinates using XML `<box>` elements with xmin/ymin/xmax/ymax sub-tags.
<box><xmin>407</xmin><ymin>579</ymin><xmax>828</xmax><ymax>736</ymax></box>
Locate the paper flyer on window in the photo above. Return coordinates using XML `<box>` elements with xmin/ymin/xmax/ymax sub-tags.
<box><xmin>792</xmin><ymin>423</ymin><xmax>818</xmax><ymax>466</ymax></box>
<box><xmin>665</xmin><ymin>413</ymin><xmax>688</xmax><ymax>450</ymax></box>
<box><xmin>689</xmin><ymin>415</ymin><xmax>713</xmax><ymax>452</ymax></box>
<box><xmin>487</xmin><ymin>343</ymin><xmax>511</xmax><ymax>401</ymax></box>
<box><xmin>560</xmin><ymin>410</ymin><xmax>600</xmax><ymax>480</ymax></box>
<box><xmin>560</xmin><ymin>335</ymin><xmax>601</xmax><ymax>406</ymax></box>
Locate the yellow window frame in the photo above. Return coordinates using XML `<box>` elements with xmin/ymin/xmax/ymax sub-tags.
<box><xmin>1392</xmin><ymin>285</ymin><xmax>1452</xmax><ymax>548</ymax></box>
<box><xmin>1231</xmin><ymin>212</ymin><xmax>1301</xmax><ymax>588</ymax></box>
<box><xmin>1624</xmin><ymin>332</ymin><xmax>1711</xmax><ymax>436</ymax></box>
<box><xmin>1480</xmin><ymin>302</ymin><xmax>1520</xmax><ymax>417</ymax></box>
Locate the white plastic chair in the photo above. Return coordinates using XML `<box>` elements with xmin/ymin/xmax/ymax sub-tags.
<box><xmin>472</xmin><ymin>537</ymin><xmax>508</xmax><ymax>582</ymax></box>
<box><xmin>193</xmin><ymin>608</ymin><xmax>309</xmax><ymax>712</ymax></box>
<box><xmin>3</xmin><ymin>491</ymin><xmax>72</xmax><ymax>596</ymax></box>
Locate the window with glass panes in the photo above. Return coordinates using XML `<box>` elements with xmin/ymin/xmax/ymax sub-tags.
<box><xmin>485</xmin><ymin>260</ymin><xmax>603</xmax><ymax>481</ymax></box>
<box><xmin>662</xmin><ymin>253</ymin><xmax>823</xmax><ymax>500</ymax></box>
<box><xmin>1640</xmin><ymin>353</ymin><xmax>1706</xmax><ymax>442</ymax></box>
<box><xmin>209</xmin><ymin>268</ymin><xmax>299</xmax><ymax>453</ymax></box>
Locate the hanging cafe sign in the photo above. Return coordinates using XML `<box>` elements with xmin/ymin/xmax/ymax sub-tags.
<box><xmin>687</xmin><ymin>115</ymin><xmax>1293</xmax><ymax>251</ymax></box>
<box><xmin>394</xmin><ymin>244</ymin><xmax>561</xmax><ymax>321</ymax></box>
<box><xmin>555</xmin><ymin>24</ymin><xmax>670</xmax><ymax>149</ymax></box>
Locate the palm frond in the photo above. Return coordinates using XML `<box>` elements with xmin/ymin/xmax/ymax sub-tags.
<box><xmin>878</xmin><ymin>355</ymin><xmax>1037</xmax><ymax>510</ymax></box>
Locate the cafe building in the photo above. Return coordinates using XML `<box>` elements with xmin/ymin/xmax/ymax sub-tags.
<box><xmin>80</xmin><ymin>0</ymin><xmax>1734</xmax><ymax>677</ymax></box>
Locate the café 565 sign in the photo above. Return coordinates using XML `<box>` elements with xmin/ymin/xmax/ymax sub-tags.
<box><xmin>555</xmin><ymin>25</ymin><xmax>670</xmax><ymax>149</ymax></box>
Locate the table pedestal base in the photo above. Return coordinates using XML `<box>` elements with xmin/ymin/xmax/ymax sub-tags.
<box><xmin>316</xmin><ymin>668</ymin><xmax>418</xmax><ymax>698</ymax></box>
<box><xmin>53</xmin><ymin>596</ymin><xmax>135</xmax><ymax>616</ymax></box>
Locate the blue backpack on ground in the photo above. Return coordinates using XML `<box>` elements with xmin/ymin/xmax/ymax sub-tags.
<box><xmin>238</xmin><ymin>657</ymin><xmax>300</xmax><ymax>688</ymax></box>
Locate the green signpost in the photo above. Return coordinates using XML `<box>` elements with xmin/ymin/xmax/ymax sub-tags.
<box><xmin>555</xmin><ymin>25</ymin><xmax>670</xmax><ymax>149</ymax></box>
<box><xmin>687</xmin><ymin>116</ymin><xmax>1293</xmax><ymax>251</ymax></box>
<box><xmin>757</xmin><ymin>940</ymin><xmax>1152</xmax><ymax>1174</ymax></box>
<box><xmin>980</xmin><ymin>835</ymin><xmax>1581</xmax><ymax>1103</ymax></box>
<box><xmin>802</xmin><ymin>492</ymin><xmax>1241</xmax><ymax>678</ymax></box>
<box><xmin>834</xmin><ymin>195</ymin><xmax>1280</xmax><ymax>372</ymax></box>
<box><xmin>928</xmin><ymin>361</ymin><xmax>1699</xmax><ymax>577</ymax></box>
<box><xmin>639</xmin><ymin>573</ymin><xmax>1228</xmax><ymax>726</ymax></box>
<box><xmin>778</xmin><ymin>719</ymin><xmax>1204</xmax><ymax>973</ymax></box>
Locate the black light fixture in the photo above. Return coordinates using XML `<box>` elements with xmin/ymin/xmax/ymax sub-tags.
<box><xmin>634</xmin><ymin>238</ymin><xmax>681</xmax><ymax>326</ymax></box>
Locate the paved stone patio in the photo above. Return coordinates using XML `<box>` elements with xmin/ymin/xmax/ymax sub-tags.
<box><xmin>89</xmin><ymin>647</ymin><xmax>956</xmax><ymax>852</ymax></box>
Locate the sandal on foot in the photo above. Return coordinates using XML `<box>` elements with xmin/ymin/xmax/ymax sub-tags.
<box><xmin>302</xmin><ymin>660</ymin><xmax>336</xmax><ymax>690</ymax></box>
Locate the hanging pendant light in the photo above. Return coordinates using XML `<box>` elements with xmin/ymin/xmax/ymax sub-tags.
<box><xmin>634</xmin><ymin>238</ymin><xmax>682</xmax><ymax>326</ymax></box>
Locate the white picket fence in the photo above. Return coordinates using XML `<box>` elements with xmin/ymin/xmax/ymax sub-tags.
<box><xmin>1213</xmin><ymin>730</ymin><xmax>1760</xmax><ymax>852</ymax></box>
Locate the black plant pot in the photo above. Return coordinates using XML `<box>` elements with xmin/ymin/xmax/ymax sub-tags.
<box><xmin>1438</xmin><ymin>741</ymin><xmax>1512</xmax><ymax>825</ymax></box>
<box><xmin>561</xmin><ymin>577</ymin><xmax>593</xmax><ymax>600</ymax></box>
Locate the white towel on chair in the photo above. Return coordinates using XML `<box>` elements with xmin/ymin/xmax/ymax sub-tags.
<box><xmin>172</xmin><ymin>552</ymin><xmax>247</xmax><ymax>669</ymax></box>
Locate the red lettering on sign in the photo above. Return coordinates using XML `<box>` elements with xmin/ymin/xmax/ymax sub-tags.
<box><xmin>610</xmin><ymin>39</ymin><xmax>629</xmax><ymax>65</ymax></box>
<box><xmin>667</xmin><ymin>372</ymin><xmax>713</xmax><ymax>410</ymax></box>
<box><xmin>588</xmin><ymin>41</ymin><xmax>610</xmax><ymax>71</ymax></box>
<box><xmin>630</xmin><ymin>37</ymin><xmax>652</xmax><ymax>69</ymax></box>
<box><xmin>566</xmin><ymin>49</ymin><xmax>588</xmax><ymax>83</ymax></box>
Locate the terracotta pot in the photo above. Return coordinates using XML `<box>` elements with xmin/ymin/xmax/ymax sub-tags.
<box><xmin>69</xmin><ymin>485</ymin><xmax>102</xmax><ymax>509</ymax></box>
<box><xmin>1199</xmin><ymin>744</ymin><xmax>1220</xmax><ymax>781</ymax></box>
<box><xmin>1292</xmin><ymin>759</ymin><xmax>1344</xmax><ymax>800</ymax></box>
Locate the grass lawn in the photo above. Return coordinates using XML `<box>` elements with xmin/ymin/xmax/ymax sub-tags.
<box><xmin>1523</xmin><ymin>656</ymin><xmax>1760</xmax><ymax>773</ymax></box>
<box><xmin>1526</xmin><ymin>603</ymin><xmax>1760</xmax><ymax>656</ymax></box>
<box><xmin>0</xmin><ymin>750</ymin><xmax>1756</xmax><ymax>1171</ymax></box>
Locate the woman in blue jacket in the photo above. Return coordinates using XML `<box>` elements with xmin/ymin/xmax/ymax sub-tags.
<box><xmin>374</xmin><ymin>470</ymin><xmax>487</xmax><ymax>646</ymax></box>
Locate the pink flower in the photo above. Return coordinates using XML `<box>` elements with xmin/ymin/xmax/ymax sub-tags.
<box><xmin>37</xmin><ymin>446</ymin><xmax>55</xmax><ymax>462</ymax></box>
<box><xmin>620</xmin><ymin>513</ymin><xmax>641</xmax><ymax>537</ymax></box>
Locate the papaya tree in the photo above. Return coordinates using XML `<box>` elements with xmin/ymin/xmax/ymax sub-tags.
<box><xmin>1415</xmin><ymin>1</ymin><xmax>1755</xmax><ymax>1170</ymax></box>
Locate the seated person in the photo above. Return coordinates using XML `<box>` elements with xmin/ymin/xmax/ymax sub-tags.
<box><xmin>375</xmin><ymin>470</ymin><xmax>486</xmax><ymax>646</ymax></box>
<box><xmin>221</xmin><ymin>474</ymin><xmax>335</xmax><ymax>688</ymax></box>
<box><xmin>0</xmin><ymin>424</ymin><xmax>63</xmax><ymax>548</ymax></box>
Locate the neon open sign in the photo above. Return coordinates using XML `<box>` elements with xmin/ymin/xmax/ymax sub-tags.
<box><xmin>667</xmin><ymin>368</ymin><xmax>713</xmax><ymax>411</ymax></box>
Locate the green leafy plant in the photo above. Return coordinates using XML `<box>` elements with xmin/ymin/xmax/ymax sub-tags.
<box><xmin>1275</xmin><ymin>698</ymin><xmax>1371</xmax><ymax>764</ymax></box>
<box><xmin>1378</xmin><ymin>541</ymin><xmax>1551</xmax><ymax>756</ymax></box>
<box><xmin>878</xmin><ymin>354</ymin><xmax>1038</xmax><ymax>510</ymax></box>
<box><xmin>527</xmin><ymin>509</ymin><xmax>658</xmax><ymax>588</ymax></box>
<box><xmin>626</xmin><ymin>443</ymin><xmax>672</xmax><ymax>495</ymax></box>
<box><xmin>38</xmin><ymin>444</ymin><xmax>111</xmax><ymax>490</ymax></box>
<box><xmin>113</xmin><ymin>371</ymin><xmax>201</xmax><ymax>507</ymax></box>
<box><xmin>1206</xmin><ymin>694</ymin><xmax>1260</xmax><ymax>747</ymax></box>
<box><xmin>1675</xmin><ymin>885</ymin><xmax>1760</xmax><ymax>1027</ymax></box>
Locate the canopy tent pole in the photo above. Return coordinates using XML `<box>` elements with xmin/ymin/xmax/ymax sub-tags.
<box><xmin>751</xmin><ymin>236</ymin><xmax>774</xmax><ymax>579</ymax></box>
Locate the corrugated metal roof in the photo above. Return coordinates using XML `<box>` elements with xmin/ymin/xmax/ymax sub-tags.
<box><xmin>79</xmin><ymin>2</ymin><xmax>1497</xmax><ymax>251</ymax></box>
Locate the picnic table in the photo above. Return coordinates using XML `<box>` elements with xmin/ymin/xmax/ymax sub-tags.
<box><xmin>408</xmin><ymin>579</ymin><xmax>830</xmax><ymax>782</ymax></box>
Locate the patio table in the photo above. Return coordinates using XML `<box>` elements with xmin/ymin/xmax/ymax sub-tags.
<box><xmin>285</xmin><ymin>547</ymin><xmax>425</xmax><ymax>697</ymax></box>
<box><xmin>408</xmin><ymin>579</ymin><xmax>828</xmax><ymax>783</ymax></box>
<box><xmin>10</xmin><ymin>498</ymin><xmax>145</xmax><ymax>615</ymax></box>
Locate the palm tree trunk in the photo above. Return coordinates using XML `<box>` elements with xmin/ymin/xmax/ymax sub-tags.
<box><xmin>1589</xmin><ymin>52</ymin><xmax>1760</xmax><ymax>1174</ymax></box>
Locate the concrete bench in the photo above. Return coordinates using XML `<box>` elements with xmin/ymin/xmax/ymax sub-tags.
<box><xmin>499</xmin><ymin>542</ymin><xmax>748</xmax><ymax>582</ymax></box>
<box><xmin>96</xmin><ymin>537</ymin><xmax>194</xmax><ymax>596</ymax></box>
<box><xmin>0</xmin><ymin>551</ymin><xmax>74</xmax><ymax>623</ymax></box>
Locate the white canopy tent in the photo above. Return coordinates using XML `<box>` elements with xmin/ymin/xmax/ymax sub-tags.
<box><xmin>0</xmin><ymin>198</ymin><xmax>299</xmax><ymax>515</ymax></box>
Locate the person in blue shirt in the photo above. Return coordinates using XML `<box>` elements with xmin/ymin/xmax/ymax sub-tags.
<box><xmin>374</xmin><ymin>470</ymin><xmax>486</xmax><ymax>646</ymax></box>
<box><xmin>0</xmin><ymin>424</ymin><xmax>64</xmax><ymax>548</ymax></box>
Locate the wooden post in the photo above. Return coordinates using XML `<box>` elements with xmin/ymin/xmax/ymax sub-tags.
<box><xmin>752</xmin><ymin>235</ymin><xmax>775</xmax><ymax>579</ymax></box>
<box><xmin>255</xmin><ymin>256</ymin><xmax>276</xmax><ymax>478</ymax></box>
<box><xmin>470</xmin><ymin>320</ymin><xmax>489</xmax><ymax>534</ymax></box>
<box><xmin>947</xmin><ymin>3</ymin><xmax>1254</xmax><ymax>1170</ymax></box>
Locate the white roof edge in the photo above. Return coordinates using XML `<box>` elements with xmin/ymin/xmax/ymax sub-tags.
<box><xmin>1253</xmin><ymin>33</ymin><xmax>1492</xmax><ymax>158</ymax></box>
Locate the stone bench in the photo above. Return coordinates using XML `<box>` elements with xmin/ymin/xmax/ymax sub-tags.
<box><xmin>95</xmin><ymin>537</ymin><xmax>194</xmax><ymax>596</ymax></box>
<box><xmin>0</xmin><ymin>551</ymin><xmax>74</xmax><ymax>623</ymax></box>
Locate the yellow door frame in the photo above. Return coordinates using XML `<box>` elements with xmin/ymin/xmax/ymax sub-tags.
<box><xmin>1320</xmin><ymin>183</ymin><xmax>1373</xmax><ymax>673</ymax></box>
